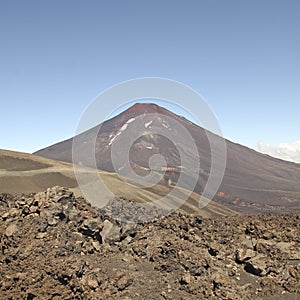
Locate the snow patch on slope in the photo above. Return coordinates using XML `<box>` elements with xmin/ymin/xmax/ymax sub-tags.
<box><xmin>144</xmin><ymin>120</ymin><xmax>153</xmax><ymax>128</ymax></box>
<box><xmin>108</xmin><ymin>118</ymin><xmax>136</xmax><ymax>146</ymax></box>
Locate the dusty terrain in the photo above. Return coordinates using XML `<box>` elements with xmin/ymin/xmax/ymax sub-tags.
<box><xmin>0</xmin><ymin>187</ymin><xmax>299</xmax><ymax>300</ymax></box>
<box><xmin>0</xmin><ymin>149</ymin><xmax>235</xmax><ymax>219</ymax></box>
<box><xmin>0</xmin><ymin>149</ymin><xmax>77</xmax><ymax>195</ymax></box>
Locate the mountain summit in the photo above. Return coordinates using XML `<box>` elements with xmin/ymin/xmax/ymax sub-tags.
<box><xmin>35</xmin><ymin>103</ymin><xmax>300</xmax><ymax>214</ymax></box>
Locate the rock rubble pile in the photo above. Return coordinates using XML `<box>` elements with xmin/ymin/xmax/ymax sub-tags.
<box><xmin>0</xmin><ymin>187</ymin><xmax>299</xmax><ymax>299</ymax></box>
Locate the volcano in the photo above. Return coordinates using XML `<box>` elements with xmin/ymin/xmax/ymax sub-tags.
<box><xmin>35</xmin><ymin>103</ymin><xmax>300</xmax><ymax>214</ymax></box>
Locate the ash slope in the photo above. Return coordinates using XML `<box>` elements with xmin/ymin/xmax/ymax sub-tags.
<box><xmin>35</xmin><ymin>103</ymin><xmax>300</xmax><ymax>214</ymax></box>
<box><xmin>0</xmin><ymin>187</ymin><xmax>299</xmax><ymax>299</ymax></box>
<box><xmin>0</xmin><ymin>149</ymin><xmax>235</xmax><ymax>219</ymax></box>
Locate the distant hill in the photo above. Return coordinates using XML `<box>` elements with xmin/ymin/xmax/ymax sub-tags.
<box><xmin>35</xmin><ymin>103</ymin><xmax>300</xmax><ymax>214</ymax></box>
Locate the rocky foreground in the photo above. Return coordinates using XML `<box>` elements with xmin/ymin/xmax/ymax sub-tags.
<box><xmin>0</xmin><ymin>187</ymin><xmax>299</xmax><ymax>300</ymax></box>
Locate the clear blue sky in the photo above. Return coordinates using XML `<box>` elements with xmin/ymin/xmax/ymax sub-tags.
<box><xmin>0</xmin><ymin>1</ymin><xmax>299</xmax><ymax>157</ymax></box>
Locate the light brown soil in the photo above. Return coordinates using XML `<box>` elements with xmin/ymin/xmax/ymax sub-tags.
<box><xmin>0</xmin><ymin>155</ymin><xmax>51</xmax><ymax>171</ymax></box>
